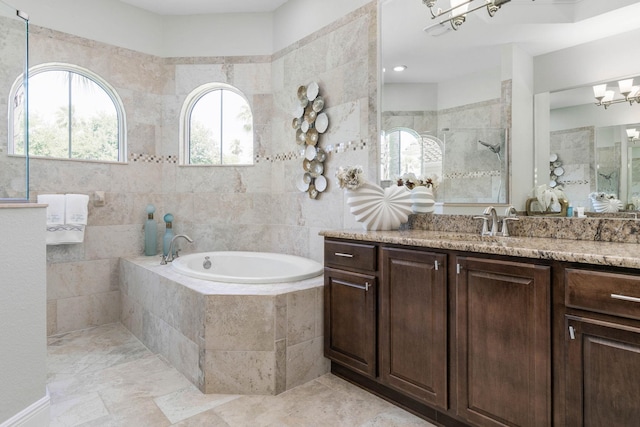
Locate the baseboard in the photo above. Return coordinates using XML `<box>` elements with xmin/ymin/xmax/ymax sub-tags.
<box><xmin>0</xmin><ymin>387</ymin><xmax>50</xmax><ymax>427</ymax></box>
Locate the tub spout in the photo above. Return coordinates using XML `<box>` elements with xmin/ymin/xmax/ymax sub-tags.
<box><xmin>161</xmin><ymin>234</ymin><xmax>193</xmax><ymax>265</ymax></box>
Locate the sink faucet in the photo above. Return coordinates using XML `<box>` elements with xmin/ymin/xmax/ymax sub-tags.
<box><xmin>160</xmin><ymin>234</ymin><xmax>193</xmax><ymax>264</ymax></box>
<box><xmin>501</xmin><ymin>206</ymin><xmax>519</xmax><ymax>237</ymax></box>
<box><xmin>473</xmin><ymin>206</ymin><xmax>499</xmax><ymax>236</ymax></box>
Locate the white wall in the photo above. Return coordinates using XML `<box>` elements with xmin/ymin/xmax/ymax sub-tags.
<box><xmin>272</xmin><ymin>0</ymin><xmax>371</xmax><ymax>52</ymax></box>
<box><xmin>0</xmin><ymin>205</ymin><xmax>48</xmax><ymax>425</ymax></box>
<box><xmin>437</xmin><ymin>67</ymin><xmax>501</xmax><ymax>111</ymax></box>
<box><xmin>534</xmin><ymin>27</ymin><xmax>640</xmax><ymax>94</ymax></box>
<box><xmin>11</xmin><ymin>0</ymin><xmax>371</xmax><ymax>58</ymax></box>
<box><xmin>11</xmin><ymin>0</ymin><xmax>165</xmax><ymax>56</ymax></box>
<box><xmin>382</xmin><ymin>83</ymin><xmax>438</xmax><ymax>111</ymax></box>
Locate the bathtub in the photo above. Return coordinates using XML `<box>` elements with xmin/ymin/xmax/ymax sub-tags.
<box><xmin>120</xmin><ymin>254</ymin><xmax>328</xmax><ymax>395</ymax></box>
<box><xmin>171</xmin><ymin>251</ymin><xmax>324</xmax><ymax>284</ymax></box>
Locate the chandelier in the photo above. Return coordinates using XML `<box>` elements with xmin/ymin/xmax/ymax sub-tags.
<box><xmin>593</xmin><ymin>78</ymin><xmax>640</xmax><ymax>109</ymax></box>
<box><xmin>422</xmin><ymin>0</ymin><xmax>511</xmax><ymax>32</ymax></box>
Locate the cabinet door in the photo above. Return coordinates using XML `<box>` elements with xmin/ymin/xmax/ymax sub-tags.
<box><xmin>380</xmin><ymin>247</ymin><xmax>447</xmax><ymax>409</ymax></box>
<box><xmin>324</xmin><ymin>267</ymin><xmax>377</xmax><ymax>378</ymax></box>
<box><xmin>456</xmin><ymin>257</ymin><xmax>551</xmax><ymax>427</ymax></box>
<box><xmin>566</xmin><ymin>316</ymin><xmax>640</xmax><ymax>427</ymax></box>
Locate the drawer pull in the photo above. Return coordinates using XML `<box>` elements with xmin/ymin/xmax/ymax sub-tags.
<box><xmin>335</xmin><ymin>279</ymin><xmax>371</xmax><ymax>291</ymax></box>
<box><xmin>334</xmin><ymin>252</ymin><xmax>354</xmax><ymax>258</ymax></box>
<box><xmin>611</xmin><ymin>293</ymin><xmax>640</xmax><ymax>303</ymax></box>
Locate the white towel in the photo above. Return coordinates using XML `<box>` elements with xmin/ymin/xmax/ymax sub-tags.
<box><xmin>37</xmin><ymin>194</ymin><xmax>65</xmax><ymax>225</ymax></box>
<box><xmin>65</xmin><ymin>194</ymin><xmax>89</xmax><ymax>225</ymax></box>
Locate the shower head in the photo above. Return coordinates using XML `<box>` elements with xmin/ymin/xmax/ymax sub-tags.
<box><xmin>478</xmin><ymin>139</ymin><xmax>501</xmax><ymax>155</ymax></box>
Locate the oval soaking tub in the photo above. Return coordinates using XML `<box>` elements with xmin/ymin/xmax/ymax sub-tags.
<box><xmin>171</xmin><ymin>251</ymin><xmax>324</xmax><ymax>284</ymax></box>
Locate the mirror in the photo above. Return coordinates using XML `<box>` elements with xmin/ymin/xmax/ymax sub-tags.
<box><xmin>380</xmin><ymin>0</ymin><xmax>518</xmax><ymax>205</ymax></box>
<box><xmin>381</xmin><ymin>0</ymin><xmax>640</xmax><ymax>209</ymax></box>
<box><xmin>539</xmin><ymin>75</ymin><xmax>640</xmax><ymax>212</ymax></box>
<box><xmin>0</xmin><ymin>2</ymin><xmax>29</xmax><ymax>201</ymax></box>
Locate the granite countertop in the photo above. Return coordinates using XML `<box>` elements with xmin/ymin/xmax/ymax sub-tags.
<box><xmin>320</xmin><ymin>229</ymin><xmax>640</xmax><ymax>270</ymax></box>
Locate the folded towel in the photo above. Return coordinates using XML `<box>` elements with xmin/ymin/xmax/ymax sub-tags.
<box><xmin>65</xmin><ymin>194</ymin><xmax>89</xmax><ymax>225</ymax></box>
<box><xmin>45</xmin><ymin>224</ymin><xmax>86</xmax><ymax>245</ymax></box>
<box><xmin>37</xmin><ymin>194</ymin><xmax>65</xmax><ymax>225</ymax></box>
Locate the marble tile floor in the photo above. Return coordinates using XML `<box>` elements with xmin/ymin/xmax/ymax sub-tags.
<box><xmin>47</xmin><ymin>323</ymin><xmax>436</xmax><ymax>426</ymax></box>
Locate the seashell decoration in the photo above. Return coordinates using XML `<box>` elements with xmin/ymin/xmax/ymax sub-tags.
<box><xmin>591</xmin><ymin>197</ymin><xmax>623</xmax><ymax>213</ymax></box>
<box><xmin>346</xmin><ymin>181</ymin><xmax>413</xmax><ymax>231</ymax></box>
<box><xmin>293</xmin><ymin>82</ymin><xmax>329</xmax><ymax>199</ymax></box>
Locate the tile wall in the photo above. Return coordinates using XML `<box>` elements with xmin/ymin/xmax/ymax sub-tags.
<box><xmin>20</xmin><ymin>3</ymin><xmax>378</xmax><ymax>336</ymax></box>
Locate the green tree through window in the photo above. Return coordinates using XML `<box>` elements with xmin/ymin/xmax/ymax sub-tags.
<box><xmin>10</xmin><ymin>63</ymin><xmax>126</xmax><ymax>162</ymax></box>
<box><xmin>182</xmin><ymin>83</ymin><xmax>253</xmax><ymax>165</ymax></box>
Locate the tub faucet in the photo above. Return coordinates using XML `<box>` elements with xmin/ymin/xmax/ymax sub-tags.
<box><xmin>161</xmin><ymin>234</ymin><xmax>193</xmax><ymax>265</ymax></box>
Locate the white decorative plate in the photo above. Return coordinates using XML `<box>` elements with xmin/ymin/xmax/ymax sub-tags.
<box><xmin>316</xmin><ymin>113</ymin><xmax>328</xmax><ymax>133</ymax></box>
<box><xmin>306</xmin><ymin>82</ymin><xmax>319</xmax><ymax>101</ymax></box>
<box><xmin>346</xmin><ymin>181</ymin><xmax>413</xmax><ymax>231</ymax></box>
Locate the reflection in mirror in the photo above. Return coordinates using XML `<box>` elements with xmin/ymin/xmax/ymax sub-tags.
<box><xmin>380</xmin><ymin>0</ymin><xmax>511</xmax><ymax>205</ymax></box>
<box><xmin>0</xmin><ymin>2</ymin><xmax>29</xmax><ymax>201</ymax></box>
<box><xmin>380</xmin><ymin>127</ymin><xmax>443</xmax><ymax>187</ymax></box>
<box><xmin>545</xmin><ymin>76</ymin><xmax>640</xmax><ymax>211</ymax></box>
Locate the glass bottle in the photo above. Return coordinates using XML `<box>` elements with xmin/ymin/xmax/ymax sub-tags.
<box><xmin>144</xmin><ymin>204</ymin><xmax>157</xmax><ymax>256</ymax></box>
<box><xmin>163</xmin><ymin>213</ymin><xmax>174</xmax><ymax>257</ymax></box>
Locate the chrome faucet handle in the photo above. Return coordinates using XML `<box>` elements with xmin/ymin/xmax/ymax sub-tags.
<box><xmin>501</xmin><ymin>216</ymin><xmax>519</xmax><ymax>237</ymax></box>
<box><xmin>473</xmin><ymin>215</ymin><xmax>491</xmax><ymax>236</ymax></box>
<box><xmin>504</xmin><ymin>205</ymin><xmax>518</xmax><ymax>217</ymax></box>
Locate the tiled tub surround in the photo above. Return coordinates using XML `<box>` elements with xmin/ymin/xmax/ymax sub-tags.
<box><xmin>119</xmin><ymin>256</ymin><xmax>328</xmax><ymax>395</ymax></box>
<box><xmin>22</xmin><ymin>2</ymin><xmax>378</xmax><ymax>337</ymax></box>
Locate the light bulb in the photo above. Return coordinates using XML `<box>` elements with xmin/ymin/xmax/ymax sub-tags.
<box><xmin>593</xmin><ymin>84</ymin><xmax>607</xmax><ymax>99</ymax></box>
<box><xmin>619</xmin><ymin>79</ymin><xmax>634</xmax><ymax>95</ymax></box>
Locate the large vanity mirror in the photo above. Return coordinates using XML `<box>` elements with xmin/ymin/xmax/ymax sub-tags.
<box><xmin>381</xmin><ymin>0</ymin><xmax>640</xmax><ymax>210</ymax></box>
<box><xmin>537</xmin><ymin>79</ymin><xmax>640</xmax><ymax>212</ymax></box>
<box><xmin>0</xmin><ymin>2</ymin><xmax>29</xmax><ymax>201</ymax></box>
<box><xmin>380</xmin><ymin>0</ymin><xmax>509</xmax><ymax>205</ymax></box>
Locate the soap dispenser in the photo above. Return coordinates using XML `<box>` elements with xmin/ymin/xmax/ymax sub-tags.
<box><xmin>144</xmin><ymin>204</ymin><xmax>157</xmax><ymax>256</ymax></box>
<box><xmin>163</xmin><ymin>213</ymin><xmax>174</xmax><ymax>257</ymax></box>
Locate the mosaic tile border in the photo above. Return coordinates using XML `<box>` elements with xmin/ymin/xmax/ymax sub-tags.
<box><xmin>256</xmin><ymin>139</ymin><xmax>369</xmax><ymax>163</ymax></box>
<box><xmin>444</xmin><ymin>170</ymin><xmax>501</xmax><ymax>179</ymax></box>
<box><xmin>130</xmin><ymin>153</ymin><xmax>178</xmax><ymax>164</ymax></box>
<box><xmin>129</xmin><ymin>140</ymin><xmax>369</xmax><ymax>165</ymax></box>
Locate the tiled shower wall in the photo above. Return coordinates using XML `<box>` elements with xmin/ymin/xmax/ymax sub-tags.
<box><xmin>380</xmin><ymin>83</ymin><xmax>510</xmax><ymax>204</ymax></box>
<box><xmin>30</xmin><ymin>3</ymin><xmax>377</xmax><ymax>336</ymax></box>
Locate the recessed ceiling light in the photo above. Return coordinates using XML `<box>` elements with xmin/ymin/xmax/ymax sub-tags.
<box><xmin>393</xmin><ymin>65</ymin><xmax>407</xmax><ymax>72</ymax></box>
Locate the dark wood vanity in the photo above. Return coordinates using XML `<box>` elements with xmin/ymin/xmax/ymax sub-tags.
<box><xmin>323</xmin><ymin>234</ymin><xmax>640</xmax><ymax>427</ymax></box>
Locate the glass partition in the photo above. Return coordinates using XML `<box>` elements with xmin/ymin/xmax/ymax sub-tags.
<box><xmin>0</xmin><ymin>1</ymin><xmax>29</xmax><ymax>201</ymax></box>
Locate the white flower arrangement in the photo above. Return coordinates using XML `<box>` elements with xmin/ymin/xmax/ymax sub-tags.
<box><xmin>335</xmin><ymin>165</ymin><xmax>365</xmax><ymax>190</ymax></box>
<box><xmin>531</xmin><ymin>185</ymin><xmax>566</xmax><ymax>212</ymax></box>
<box><xmin>397</xmin><ymin>172</ymin><xmax>439</xmax><ymax>191</ymax></box>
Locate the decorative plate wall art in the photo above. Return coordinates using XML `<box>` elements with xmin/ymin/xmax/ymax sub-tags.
<box><xmin>293</xmin><ymin>82</ymin><xmax>329</xmax><ymax>199</ymax></box>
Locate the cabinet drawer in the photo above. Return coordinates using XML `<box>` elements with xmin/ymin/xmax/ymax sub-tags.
<box><xmin>566</xmin><ymin>268</ymin><xmax>640</xmax><ymax>320</ymax></box>
<box><xmin>324</xmin><ymin>240</ymin><xmax>376</xmax><ymax>272</ymax></box>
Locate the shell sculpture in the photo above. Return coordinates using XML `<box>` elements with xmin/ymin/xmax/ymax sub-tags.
<box><xmin>346</xmin><ymin>181</ymin><xmax>413</xmax><ymax>230</ymax></box>
<box><xmin>591</xmin><ymin>197</ymin><xmax>623</xmax><ymax>213</ymax></box>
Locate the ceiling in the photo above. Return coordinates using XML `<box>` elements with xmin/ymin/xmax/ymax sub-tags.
<box><xmin>117</xmin><ymin>0</ymin><xmax>290</xmax><ymax>15</ymax></box>
<box><xmin>381</xmin><ymin>0</ymin><xmax>640</xmax><ymax>89</ymax></box>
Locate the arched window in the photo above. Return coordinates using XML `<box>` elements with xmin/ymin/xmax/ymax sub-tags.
<box><xmin>8</xmin><ymin>63</ymin><xmax>126</xmax><ymax>162</ymax></box>
<box><xmin>381</xmin><ymin>127</ymin><xmax>443</xmax><ymax>181</ymax></box>
<box><xmin>180</xmin><ymin>83</ymin><xmax>254</xmax><ymax>165</ymax></box>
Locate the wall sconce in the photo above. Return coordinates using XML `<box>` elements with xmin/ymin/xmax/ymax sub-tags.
<box><xmin>593</xmin><ymin>78</ymin><xmax>640</xmax><ymax>108</ymax></box>
<box><xmin>422</xmin><ymin>0</ymin><xmax>511</xmax><ymax>33</ymax></box>
<box><xmin>627</xmin><ymin>128</ymin><xmax>640</xmax><ymax>142</ymax></box>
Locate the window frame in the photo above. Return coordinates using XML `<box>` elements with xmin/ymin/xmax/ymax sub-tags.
<box><xmin>8</xmin><ymin>62</ymin><xmax>127</xmax><ymax>163</ymax></box>
<box><xmin>179</xmin><ymin>82</ymin><xmax>254</xmax><ymax>166</ymax></box>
